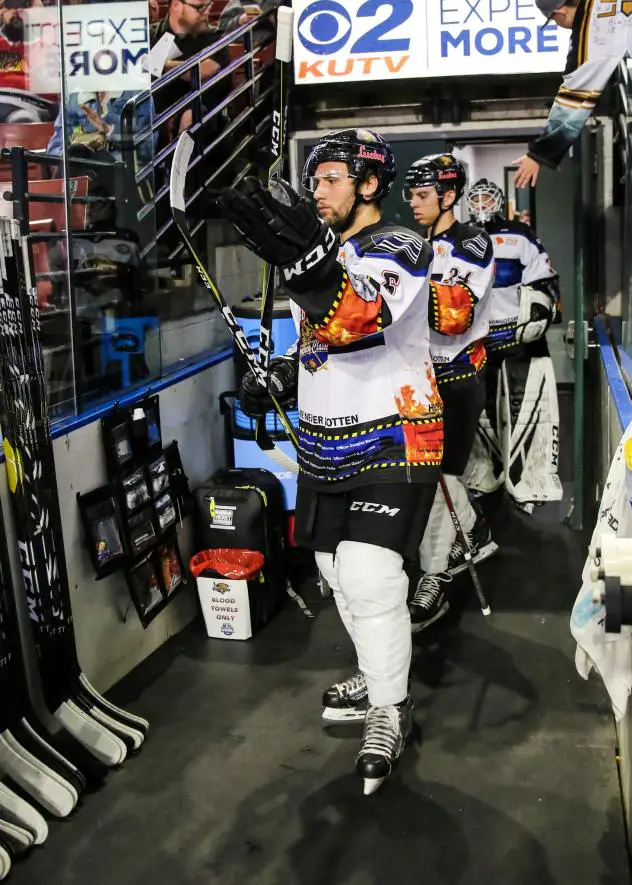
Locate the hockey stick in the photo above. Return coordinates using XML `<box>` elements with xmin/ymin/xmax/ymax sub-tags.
<box><xmin>169</xmin><ymin>131</ymin><xmax>299</xmax><ymax>474</ymax></box>
<box><xmin>255</xmin><ymin>5</ymin><xmax>294</xmax><ymax>452</ymax></box>
<box><xmin>438</xmin><ymin>474</ymin><xmax>491</xmax><ymax>616</ymax></box>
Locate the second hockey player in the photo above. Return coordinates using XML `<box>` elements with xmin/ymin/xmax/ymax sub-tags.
<box><xmin>404</xmin><ymin>154</ymin><xmax>496</xmax><ymax>632</ymax></box>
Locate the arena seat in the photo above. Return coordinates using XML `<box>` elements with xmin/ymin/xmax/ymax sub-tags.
<box><xmin>0</xmin><ymin>121</ymin><xmax>55</xmax><ymax>181</ymax></box>
<box><xmin>0</xmin><ymin>121</ymin><xmax>54</xmax><ymax>152</ymax></box>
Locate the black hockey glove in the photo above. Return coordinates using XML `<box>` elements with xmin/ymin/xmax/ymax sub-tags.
<box><xmin>239</xmin><ymin>355</ymin><xmax>298</xmax><ymax>418</ymax></box>
<box><xmin>219</xmin><ymin>177</ymin><xmax>338</xmax><ymax>289</ymax></box>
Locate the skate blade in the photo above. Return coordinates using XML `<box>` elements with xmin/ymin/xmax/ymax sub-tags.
<box><xmin>363</xmin><ymin>777</ymin><xmax>385</xmax><ymax>796</ymax></box>
<box><xmin>449</xmin><ymin>541</ymin><xmax>499</xmax><ymax>576</ymax></box>
<box><xmin>322</xmin><ymin>707</ymin><xmax>366</xmax><ymax>724</ymax></box>
<box><xmin>410</xmin><ymin>601</ymin><xmax>449</xmax><ymax>634</ymax></box>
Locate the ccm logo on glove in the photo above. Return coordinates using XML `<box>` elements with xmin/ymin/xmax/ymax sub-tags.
<box><xmin>283</xmin><ymin>226</ymin><xmax>337</xmax><ymax>280</ymax></box>
<box><xmin>350</xmin><ymin>502</ymin><xmax>401</xmax><ymax>517</ymax></box>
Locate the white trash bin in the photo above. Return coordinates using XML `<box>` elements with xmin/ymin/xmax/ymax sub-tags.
<box><xmin>190</xmin><ymin>549</ymin><xmax>265</xmax><ymax>641</ymax></box>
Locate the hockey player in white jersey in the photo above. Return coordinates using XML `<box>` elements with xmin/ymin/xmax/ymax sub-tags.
<box><xmin>403</xmin><ymin>154</ymin><xmax>497</xmax><ymax>632</ymax></box>
<box><xmin>463</xmin><ymin>179</ymin><xmax>562</xmax><ymax>510</ymax></box>
<box><xmin>515</xmin><ymin>0</ymin><xmax>632</xmax><ymax>188</ymax></box>
<box><xmin>219</xmin><ymin>129</ymin><xmax>441</xmax><ymax>794</ymax></box>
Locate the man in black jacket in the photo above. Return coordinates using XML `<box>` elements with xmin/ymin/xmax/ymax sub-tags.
<box><xmin>150</xmin><ymin>0</ymin><xmax>229</xmax><ymax>135</ymax></box>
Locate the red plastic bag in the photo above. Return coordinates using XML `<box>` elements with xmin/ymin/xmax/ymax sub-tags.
<box><xmin>189</xmin><ymin>548</ymin><xmax>264</xmax><ymax>581</ymax></box>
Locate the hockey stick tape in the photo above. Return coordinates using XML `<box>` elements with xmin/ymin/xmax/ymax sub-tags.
<box><xmin>275</xmin><ymin>7</ymin><xmax>294</xmax><ymax>63</ymax></box>
<box><xmin>170</xmin><ymin>132</ymin><xmax>194</xmax><ymax>213</ymax></box>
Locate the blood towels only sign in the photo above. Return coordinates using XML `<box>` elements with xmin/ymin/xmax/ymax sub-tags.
<box><xmin>293</xmin><ymin>0</ymin><xmax>572</xmax><ymax>85</ymax></box>
<box><xmin>61</xmin><ymin>1</ymin><xmax>150</xmax><ymax>93</ymax></box>
<box><xmin>196</xmin><ymin>575</ymin><xmax>254</xmax><ymax>641</ymax></box>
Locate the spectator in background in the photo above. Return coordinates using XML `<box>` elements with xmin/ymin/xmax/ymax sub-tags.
<box><xmin>218</xmin><ymin>0</ymin><xmax>282</xmax><ymax>45</ymax></box>
<box><xmin>46</xmin><ymin>91</ymin><xmax>156</xmax><ymax>228</ymax></box>
<box><xmin>0</xmin><ymin>0</ymin><xmax>42</xmax><ymax>92</ymax></box>
<box><xmin>47</xmin><ymin>92</ymin><xmax>154</xmax><ymax>165</ymax></box>
<box><xmin>150</xmin><ymin>0</ymin><xmax>229</xmax><ymax>135</ymax></box>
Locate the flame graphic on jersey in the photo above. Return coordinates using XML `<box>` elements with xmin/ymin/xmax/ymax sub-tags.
<box><xmin>469</xmin><ymin>342</ymin><xmax>486</xmax><ymax>371</ymax></box>
<box><xmin>395</xmin><ymin>367</ymin><xmax>442</xmax><ymax>418</ymax></box>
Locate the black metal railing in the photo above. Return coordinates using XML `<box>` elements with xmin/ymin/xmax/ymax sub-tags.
<box><xmin>121</xmin><ymin>16</ymin><xmax>276</xmax><ymax>259</ymax></box>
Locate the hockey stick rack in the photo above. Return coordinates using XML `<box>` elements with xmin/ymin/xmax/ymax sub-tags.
<box><xmin>0</xmin><ymin>215</ymin><xmax>149</xmax><ymax>776</ymax></box>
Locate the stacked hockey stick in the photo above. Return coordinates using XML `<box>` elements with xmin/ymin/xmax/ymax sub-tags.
<box><xmin>255</xmin><ymin>5</ymin><xmax>294</xmax><ymax>453</ymax></box>
<box><xmin>0</xmin><ymin>217</ymin><xmax>148</xmax><ymax>854</ymax></box>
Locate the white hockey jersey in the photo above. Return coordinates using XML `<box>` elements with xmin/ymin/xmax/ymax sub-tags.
<box><xmin>485</xmin><ymin>218</ymin><xmax>559</xmax><ymax>356</ymax></box>
<box><xmin>428</xmin><ymin>220</ymin><xmax>494</xmax><ymax>384</ymax></box>
<box><xmin>288</xmin><ymin>221</ymin><xmax>443</xmax><ymax>491</ymax></box>
<box><xmin>529</xmin><ymin>0</ymin><xmax>632</xmax><ymax>169</ymax></box>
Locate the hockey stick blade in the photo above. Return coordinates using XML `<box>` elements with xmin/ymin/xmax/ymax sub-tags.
<box><xmin>276</xmin><ymin>6</ymin><xmax>294</xmax><ymax>63</ymax></box>
<box><xmin>54</xmin><ymin>702</ymin><xmax>127</xmax><ymax>767</ymax></box>
<box><xmin>0</xmin><ymin>781</ymin><xmax>48</xmax><ymax>845</ymax></box>
<box><xmin>79</xmin><ymin>673</ymin><xmax>149</xmax><ymax>733</ymax></box>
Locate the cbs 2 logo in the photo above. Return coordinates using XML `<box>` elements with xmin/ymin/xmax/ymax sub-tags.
<box><xmin>297</xmin><ymin>0</ymin><xmax>413</xmax><ymax>56</ymax></box>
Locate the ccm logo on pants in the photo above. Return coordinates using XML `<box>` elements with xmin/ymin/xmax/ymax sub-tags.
<box><xmin>350</xmin><ymin>502</ymin><xmax>401</xmax><ymax>517</ymax></box>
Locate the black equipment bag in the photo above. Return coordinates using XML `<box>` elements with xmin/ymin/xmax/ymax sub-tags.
<box><xmin>194</xmin><ymin>468</ymin><xmax>287</xmax><ymax>623</ymax></box>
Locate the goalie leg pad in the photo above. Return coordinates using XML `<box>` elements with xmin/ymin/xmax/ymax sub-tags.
<box><xmin>501</xmin><ymin>355</ymin><xmax>562</xmax><ymax>504</ymax></box>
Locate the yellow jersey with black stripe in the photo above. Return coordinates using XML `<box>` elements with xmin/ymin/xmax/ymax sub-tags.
<box><xmin>528</xmin><ymin>0</ymin><xmax>632</xmax><ymax>169</ymax></box>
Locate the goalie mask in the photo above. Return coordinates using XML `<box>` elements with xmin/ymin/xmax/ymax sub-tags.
<box><xmin>302</xmin><ymin>128</ymin><xmax>396</xmax><ymax>231</ymax></box>
<box><xmin>466</xmin><ymin>178</ymin><xmax>505</xmax><ymax>225</ymax></box>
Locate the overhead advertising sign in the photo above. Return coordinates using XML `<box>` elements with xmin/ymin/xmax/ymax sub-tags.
<box><xmin>294</xmin><ymin>0</ymin><xmax>572</xmax><ymax>86</ymax></box>
<box><xmin>61</xmin><ymin>1</ymin><xmax>150</xmax><ymax>93</ymax></box>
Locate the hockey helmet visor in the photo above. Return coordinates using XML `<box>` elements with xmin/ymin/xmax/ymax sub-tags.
<box><xmin>302</xmin><ymin>128</ymin><xmax>396</xmax><ymax>200</ymax></box>
<box><xmin>403</xmin><ymin>154</ymin><xmax>467</xmax><ymax>204</ymax></box>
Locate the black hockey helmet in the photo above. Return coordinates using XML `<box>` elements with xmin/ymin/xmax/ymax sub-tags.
<box><xmin>302</xmin><ymin>128</ymin><xmax>397</xmax><ymax>202</ymax></box>
<box><xmin>403</xmin><ymin>153</ymin><xmax>467</xmax><ymax>203</ymax></box>
<box><xmin>466</xmin><ymin>178</ymin><xmax>505</xmax><ymax>224</ymax></box>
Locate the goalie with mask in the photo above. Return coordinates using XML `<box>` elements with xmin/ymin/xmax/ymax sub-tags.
<box><xmin>463</xmin><ymin>178</ymin><xmax>563</xmax><ymax>512</ymax></box>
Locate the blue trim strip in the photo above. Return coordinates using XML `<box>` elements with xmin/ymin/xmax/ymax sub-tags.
<box><xmin>51</xmin><ymin>347</ymin><xmax>233</xmax><ymax>438</ymax></box>
<box><xmin>594</xmin><ymin>317</ymin><xmax>632</xmax><ymax>431</ymax></box>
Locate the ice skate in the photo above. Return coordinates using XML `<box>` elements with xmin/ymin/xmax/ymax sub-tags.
<box><xmin>322</xmin><ymin>672</ymin><xmax>367</xmax><ymax>723</ymax></box>
<box><xmin>447</xmin><ymin>515</ymin><xmax>498</xmax><ymax>576</ymax></box>
<box><xmin>356</xmin><ymin>697</ymin><xmax>413</xmax><ymax>795</ymax></box>
<box><xmin>409</xmin><ymin>572</ymin><xmax>451</xmax><ymax>633</ymax></box>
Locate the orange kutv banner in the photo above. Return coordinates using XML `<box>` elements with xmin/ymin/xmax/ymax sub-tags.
<box><xmin>293</xmin><ymin>0</ymin><xmax>572</xmax><ymax>85</ymax></box>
